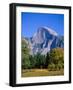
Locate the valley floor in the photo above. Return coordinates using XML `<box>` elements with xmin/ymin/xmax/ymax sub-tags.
<box><xmin>21</xmin><ymin>69</ymin><xmax>64</xmax><ymax>77</ymax></box>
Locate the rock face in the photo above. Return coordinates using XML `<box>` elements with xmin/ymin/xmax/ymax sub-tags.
<box><xmin>22</xmin><ymin>27</ymin><xmax>64</xmax><ymax>55</ymax></box>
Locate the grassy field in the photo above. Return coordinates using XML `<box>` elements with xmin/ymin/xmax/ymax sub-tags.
<box><xmin>21</xmin><ymin>69</ymin><xmax>64</xmax><ymax>77</ymax></box>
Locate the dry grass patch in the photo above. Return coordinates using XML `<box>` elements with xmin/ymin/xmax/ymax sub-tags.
<box><xmin>21</xmin><ymin>69</ymin><xmax>64</xmax><ymax>77</ymax></box>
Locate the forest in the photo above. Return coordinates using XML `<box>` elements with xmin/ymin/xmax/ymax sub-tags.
<box><xmin>21</xmin><ymin>39</ymin><xmax>64</xmax><ymax>77</ymax></box>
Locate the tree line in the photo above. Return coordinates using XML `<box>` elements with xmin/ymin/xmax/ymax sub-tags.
<box><xmin>22</xmin><ymin>39</ymin><xmax>64</xmax><ymax>71</ymax></box>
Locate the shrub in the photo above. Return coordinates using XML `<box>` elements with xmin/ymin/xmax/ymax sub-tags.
<box><xmin>48</xmin><ymin>63</ymin><xmax>55</xmax><ymax>71</ymax></box>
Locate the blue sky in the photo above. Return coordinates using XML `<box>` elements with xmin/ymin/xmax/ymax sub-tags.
<box><xmin>21</xmin><ymin>12</ymin><xmax>64</xmax><ymax>37</ymax></box>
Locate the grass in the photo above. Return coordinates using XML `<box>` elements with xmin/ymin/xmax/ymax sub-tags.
<box><xmin>21</xmin><ymin>69</ymin><xmax>64</xmax><ymax>77</ymax></box>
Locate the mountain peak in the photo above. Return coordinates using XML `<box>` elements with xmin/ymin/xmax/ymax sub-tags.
<box><xmin>23</xmin><ymin>26</ymin><xmax>63</xmax><ymax>55</ymax></box>
<box><xmin>38</xmin><ymin>26</ymin><xmax>58</xmax><ymax>36</ymax></box>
